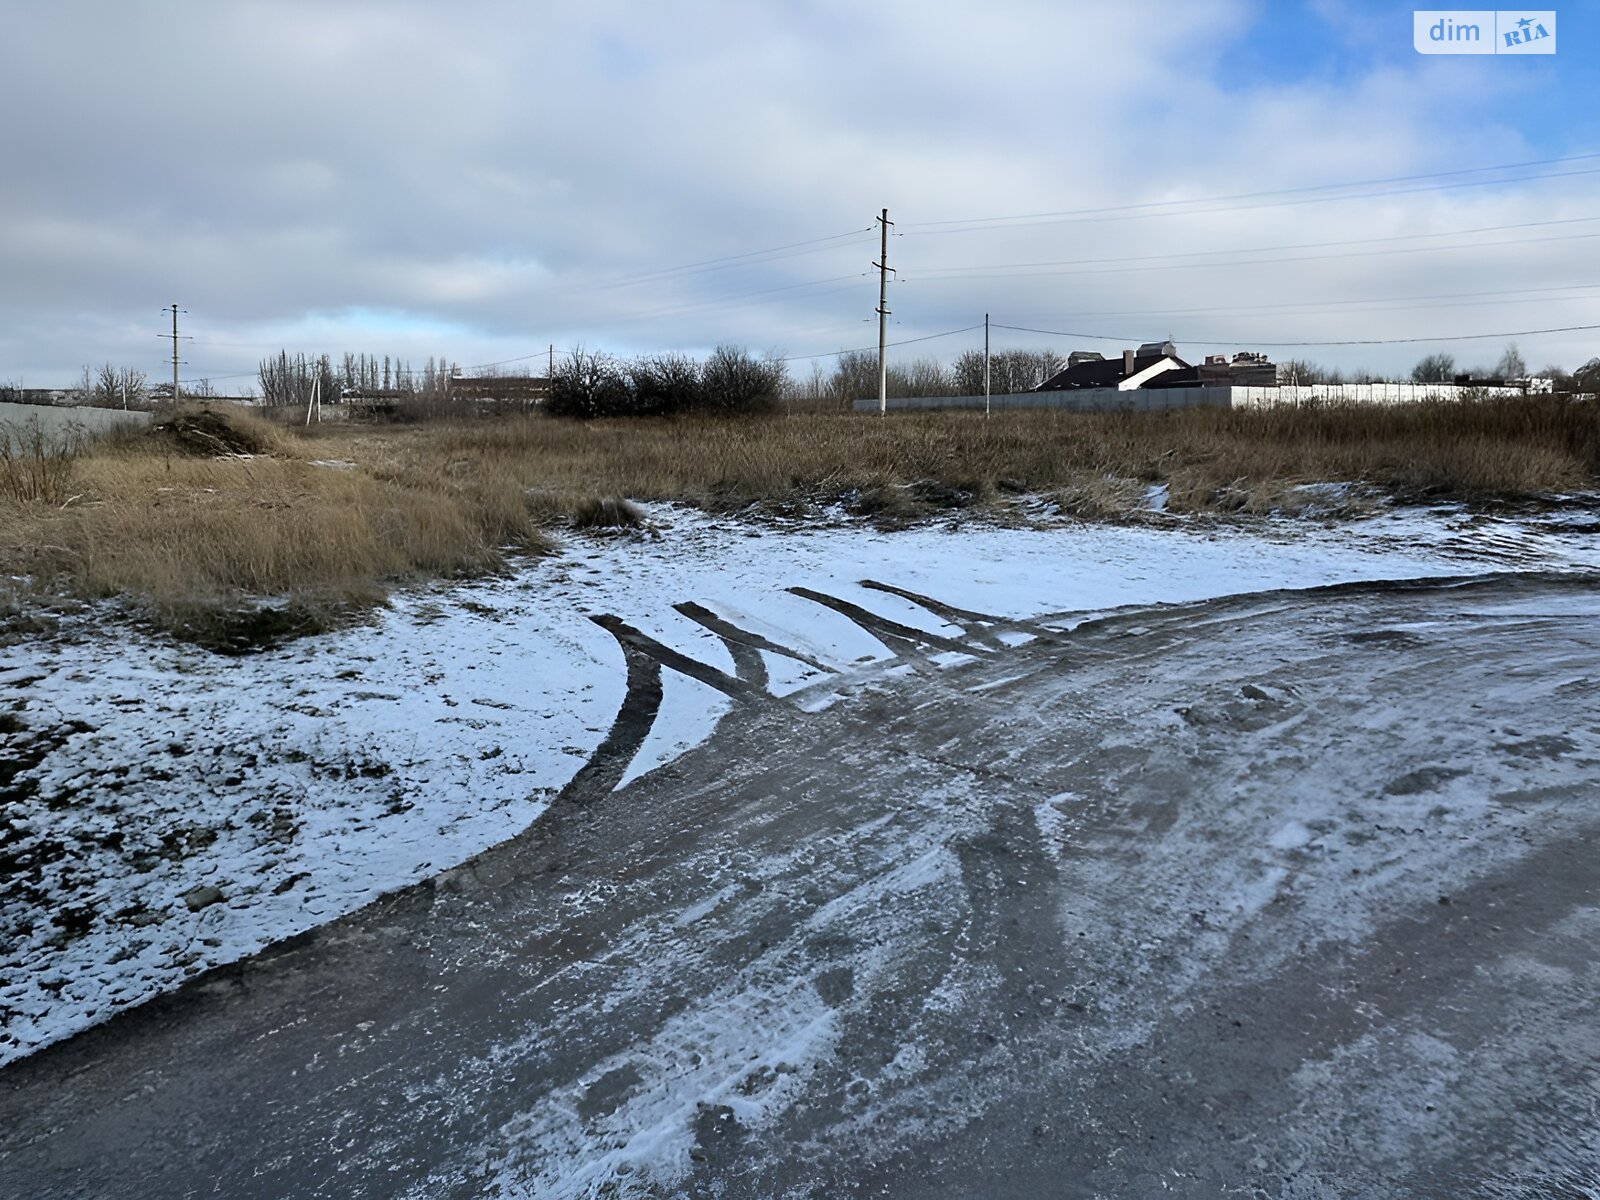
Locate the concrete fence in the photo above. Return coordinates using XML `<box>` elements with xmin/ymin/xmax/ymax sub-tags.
<box><xmin>0</xmin><ymin>402</ymin><xmax>153</xmax><ymax>448</ymax></box>
<box><xmin>1234</xmin><ymin>382</ymin><xmax>1540</xmax><ymax>406</ymax></box>
<box><xmin>853</xmin><ymin>382</ymin><xmax>1546</xmax><ymax>414</ymax></box>
<box><xmin>852</xmin><ymin>387</ymin><xmax>1235</xmax><ymax>414</ymax></box>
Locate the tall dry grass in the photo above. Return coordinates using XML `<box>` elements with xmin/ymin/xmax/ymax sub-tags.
<box><xmin>1</xmin><ymin>406</ymin><xmax>551</xmax><ymax>644</ymax></box>
<box><xmin>413</xmin><ymin>392</ymin><xmax>1599</xmax><ymax>515</ymax></box>
<box><xmin>0</xmin><ymin>417</ymin><xmax>87</xmax><ymax>504</ymax></box>
<box><xmin>2</xmin><ymin>395</ymin><xmax>1594</xmax><ymax>645</ymax></box>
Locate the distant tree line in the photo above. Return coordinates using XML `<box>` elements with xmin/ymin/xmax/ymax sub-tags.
<box><xmin>256</xmin><ymin>351</ymin><xmax>461</xmax><ymax>407</ymax></box>
<box><xmin>56</xmin><ymin>364</ymin><xmax>154</xmax><ymax>409</ymax></box>
<box><xmin>29</xmin><ymin>337</ymin><xmax>1595</xmax><ymax>424</ymax></box>
<box><xmin>783</xmin><ymin>348</ymin><xmax>1066</xmax><ymax>408</ymax></box>
<box><xmin>547</xmin><ymin>345</ymin><xmax>787</xmax><ymax>418</ymax></box>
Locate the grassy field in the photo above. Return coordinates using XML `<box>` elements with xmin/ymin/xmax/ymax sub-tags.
<box><xmin>2</xmin><ymin>396</ymin><xmax>1595</xmax><ymax>646</ymax></box>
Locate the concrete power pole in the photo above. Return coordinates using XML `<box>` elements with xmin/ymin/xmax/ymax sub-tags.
<box><xmin>985</xmin><ymin>313</ymin><xmax>991</xmax><ymax>418</ymax></box>
<box><xmin>875</xmin><ymin>208</ymin><xmax>893</xmax><ymax>416</ymax></box>
<box><xmin>170</xmin><ymin>303</ymin><xmax>181</xmax><ymax>404</ymax></box>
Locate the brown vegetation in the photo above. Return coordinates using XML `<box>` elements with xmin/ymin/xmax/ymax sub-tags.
<box><xmin>0</xmin><ymin>418</ymin><xmax>87</xmax><ymax>504</ymax></box>
<box><xmin>1</xmin><ymin>394</ymin><xmax>1594</xmax><ymax>647</ymax></box>
<box><xmin>410</xmin><ymin>391</ymin><xmax>1599</xmax><ymax>516</ymax></box>
<box><xmin>1</xmin><ymin>406</ymin><xmax>551</xmax><ymax>645</ymax></box>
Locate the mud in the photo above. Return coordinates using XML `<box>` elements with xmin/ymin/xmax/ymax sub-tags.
<box><xmin>1</xmin><ymin>573</ymin><xmax>1597</xmax><ymax>1198</ymax></box>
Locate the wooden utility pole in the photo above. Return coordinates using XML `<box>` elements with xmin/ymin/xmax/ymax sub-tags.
<box><xmin>875</xmin><ymin>208</ymin><xmax>893</xmax><ymax>416</ymax></box>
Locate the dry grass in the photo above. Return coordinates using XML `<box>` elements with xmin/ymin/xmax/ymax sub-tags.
<box><xmin>1</xmin><ymin>406</ymin><xmax>553</xmax><ymax>646</ymax></box>
<box><xmin>0</xmin><ymin>417</ymin><xmax>87</xmax><ymax>504</ymax></box>
<box><xmin>571</xmin><ymin>496</ymin><xmax>646</xmax><ymax>529</ymax></box>
<box><xmin>3</xmin><ymin>395</ymin><xmax>1594</xmax><ymax>647</ymax></box>
<box><xmin>406</xmin><ymin>392</ymin><xmax>1599</xmax><ymax>517</ymax></box>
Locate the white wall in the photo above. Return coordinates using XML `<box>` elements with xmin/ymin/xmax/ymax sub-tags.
<box><xmin>854</xmin><ymin>382</ymin><xmax>1553</xmax><ymax>414</ymax></box>
<box><xmin>0</xmin><ymin>401</ymin><xmax>152</xmax><ymax>447</ymax></box>
<box><xmin>851</xmin><ymin>388</ymin><xmax>1234</xmax><ymax>414</ymax></box>
<box><xmin>1238</xmin><ymin>382</ymin><xmax>1549</xmax><ymax>406</ymax></box>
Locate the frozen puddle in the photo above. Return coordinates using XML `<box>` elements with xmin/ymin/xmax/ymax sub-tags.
<box><xmin>3</xmin><ymin>502</ymin><xmax>1598</xmax><ymax>1065</ymax></box>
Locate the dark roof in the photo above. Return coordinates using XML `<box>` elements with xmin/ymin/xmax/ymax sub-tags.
<box><xmin>1036</xmin><ymin>353</ymin><xmax>1187</xmax><ymax>391</ymax></box>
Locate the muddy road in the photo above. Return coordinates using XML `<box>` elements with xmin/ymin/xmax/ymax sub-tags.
<box><xmin>1</xmin><ymin>573</ymin><xmax>1597</xmax><ymax>1198</ymax></box>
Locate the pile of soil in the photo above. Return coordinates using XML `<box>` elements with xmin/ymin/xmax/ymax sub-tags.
<box><xmin>150</xmin><ymin>409</ymin><xmax>273</xmax><ymax>457</ymax></box>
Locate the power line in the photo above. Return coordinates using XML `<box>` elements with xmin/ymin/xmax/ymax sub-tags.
<box><xmin>173</xmin><ymin>271</ymin><xmax>882</xmax><ymax>380</ymax></box>
<box><xmin>592</xmin><ymin>272</ymin><xmax>874</xmax><ymax>325</ymax></box>
<box><xmin>906</xmin><ymin>165</ymin><xmax>1600</xmax><ymax>235</ymax></box>
<box><xmin>528</xmin><ymin>228</ymin><xmax>876</xmax><ymax>305</ymax></box>
<box><xmin>779</xmin><ymin>324</ymin><xmax>983</xmax><ymax>365</ymax></box>
<box><xmin>173</xmin><ymin>307</ymin><xmax>1600</xmax><ymax>386</ymax></box>
<box><xmin>904</xmin><ymin>228</ymin><xmax>1600</xmax><ymax>284</ymax></box>
<box><xmin>904</xmin><ymin>216</ymin><xmax>1600</xmax><ymax>276</ymax></box>
<box><xmin>1013</xmin><ymin>282</ymin><xmax>1600</xmax><ymax>324</ymax></box>
<box><xmin>990</xmin><ymin>320</ymin><xmax>1600</xmax><ymax>349</ymax></box>
<box><xmin>576</xmin><ymin>228</ymin><xmax>877</xmax><ymax>292</ymax></box>
<box><xmin>908</xmin><ymin>151</ymin><xmax>1600</xmax><ymax>228</ymax></box>
<box><xmin>905</xmin><ymin>151</ymin><xmax>1600</xmax><ymax>228</ymax></box>
<box><xmin>184</xmin><ymin>286</ymin><xmax>1600</xmax><ymax>382</ymax></box>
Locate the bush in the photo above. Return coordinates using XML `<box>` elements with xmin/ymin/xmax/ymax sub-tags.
<box><xmin>548</xmin><ymin>345</ymin><xmax>785</xmax><ymax>419</ymax></box>
<box><xmin>0</xmin><ymin>416</ymin><xmax>85</xmax><ymax>503</ymax></box>
<box><xmin>547</xmin><ymin>347</ymin><xmax>633</xmax><ymax>418</ymax></box>
<box><xmin>698</xmin><ymin>345</ymin><xmax>785</xmax><ymax>415</ymax></box>
<box><xmin>629</xmin><ymin>354</ymin><xmax>702</xmax><ymax>417</ymax></box>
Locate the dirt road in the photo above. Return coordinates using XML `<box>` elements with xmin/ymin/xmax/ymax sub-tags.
<box><xmin>1</xmin><ymin>573</ymin><xmax>1596</xmax><ymax>1198</ymax></box>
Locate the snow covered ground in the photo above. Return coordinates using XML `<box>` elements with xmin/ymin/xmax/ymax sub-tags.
<box><xmin>3</xmin><ymin>501</ymin><xmax>1598</xmax><ymax>1066</ymax></box>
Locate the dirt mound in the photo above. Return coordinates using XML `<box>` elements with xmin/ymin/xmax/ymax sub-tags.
<box><xmin>571</xmin><ymin>496</ymin><xmax>645</xmax><ymax>530</ymax></box>
<box><xmin>150</xmin><ymin>408</ymin><xmax>276</xmax><ymax>457</ymax></box>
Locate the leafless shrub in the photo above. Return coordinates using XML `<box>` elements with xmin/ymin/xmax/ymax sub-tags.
<box><xmin>0</xmin><ymin>417</ymin><xmax>85</xmax><ymax>504</ymax></box>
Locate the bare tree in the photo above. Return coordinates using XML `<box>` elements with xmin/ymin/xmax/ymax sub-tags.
<box><xmin>91</xmin><ymin>364</ymin><xmax>149</xmax><ymax>408</ymax></box>
<box><xmin>790</xmin><ymin>361</ymin><xmax>828</xmax><ymax>403</ymax></box>
<box><xmin>904</xmin><ymin>357</ymin><xmax>955</xmax><ymax>396</ymax></box>
<box><xmin>1494</xmin><ymin>342</ymin><xmax>1527</xmax><ymax>380</ymax></box>
<box><xmin>1411</xmin><ymin>353</ymin><xmax>1457</xmax><ymax>384</ymax></box>
<box><xmin>951</xmin><ymin>350</ymin><xmax>987</xmax><ymax>395</ymax></box>
<box><xmin>1278</xmin><ymin>358</ymin><xmax>1341</xmax><ymax>385</ymax></box>
<box><xmin>548</xmin><ymin>346</ymin><xmax>631</xmax><ymax>417</ymax></box>
<box><xmin>987</xmin><ymin>350</ymin><xmax>1062</xmax><ymax>394</ymax></box>
<box><xmin>259</xmin><ymin>351</ymin><xmax>318</xmax><ymax>407</ymax></box>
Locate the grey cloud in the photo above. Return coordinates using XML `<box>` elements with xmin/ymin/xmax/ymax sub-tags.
<box><xmin>3</xmin><ymin>0</ymin><xmax>1594</xmax><ymax>385</ymax></box>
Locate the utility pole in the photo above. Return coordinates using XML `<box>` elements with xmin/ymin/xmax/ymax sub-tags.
<box><xmin>984</xmin><ymin>313</ymin><xmax>991</xmax><ymax>418</ymax></box>
<box><xmin>170</xmin><ymin>303</ymin><xmax>181</xmax><ymax>404</ymax></box>
<box><xmin>875</xmin><ymin>208</ymin><xmax>893</xmax><ymax>416</ymax></box>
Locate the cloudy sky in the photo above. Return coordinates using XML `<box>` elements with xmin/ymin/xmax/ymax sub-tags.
<box><xmin>4</xmin><ymin>0</ymin><xmax>1597</xmax><ymax>387</ymax></box>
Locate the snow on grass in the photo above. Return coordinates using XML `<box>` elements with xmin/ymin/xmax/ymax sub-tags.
<box><xmin>3</xmin><ymin>501</ymin><xmax>1598</xmax><ymax>1066</ymax></box>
